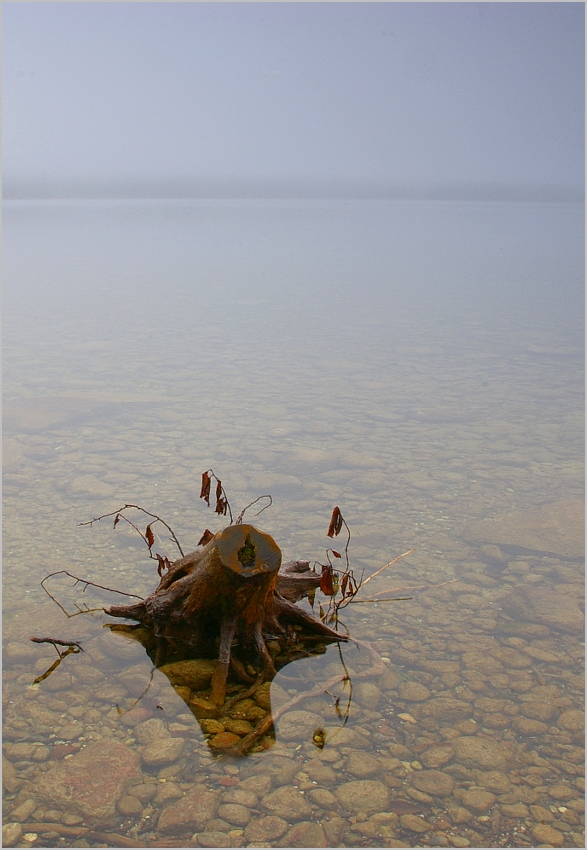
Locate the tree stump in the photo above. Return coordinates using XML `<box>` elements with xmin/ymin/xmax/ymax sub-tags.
<box><xmin>107</xmin><ymin>523</ymin><xmax>344</xmax><ymax>705</ymax></box>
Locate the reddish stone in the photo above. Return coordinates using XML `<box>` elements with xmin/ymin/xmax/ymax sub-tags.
<box><xmin>28</xmin><ymin>740</ymin><xmax>142</xmax><ymax>821</ymax></box>
<box><xmin>208</xmin><ymin>732</ymin><xmax>241</xmax><ymax>749</ymax></box>
<box><xmin>157</xmin><ymin>786</ymin><xmax>220</xmax><ymax>834</ymax></box>
<box><xmin>219</xmin><ymin>776</ymin><xmax>239</xmax><ymax>786</ymax></box>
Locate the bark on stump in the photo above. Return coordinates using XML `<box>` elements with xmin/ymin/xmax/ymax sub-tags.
<box><xmin>107</xmin><ymin>523</ymin><xmax>343</xmax><ymax>705</ymax></box>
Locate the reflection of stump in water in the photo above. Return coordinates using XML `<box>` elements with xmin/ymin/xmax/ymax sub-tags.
<box><xmin>107</xmin><ymin>524</ymin><xmax>345</xmax><ymax>708</ymax></box>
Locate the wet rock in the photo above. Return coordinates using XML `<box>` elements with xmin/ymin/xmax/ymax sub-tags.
<box><xmin>222</xmin><ymin>789</ymin><xmax>258</xmax><ymax>808</ymax></box>
<box><xmin>460</xmin><ymin>787</ymin><xmax>496</xmax><ymax>812</ymax></box>
<box><xmin>473</xmin><ymin>770</ymin><xmax>511</xmax><ymax>794</ymax></box>
<box><xmin>134</xmin><ymin>718</ymin><xmax>169</xmax><ymax>744</ymax></box>
<box><xmin>190</xmin><ymin>697</ymin><xmax>220</xmax><ymax>719</ymax></box>
<box><xmin>246</xmin><ymin>757</ymin><xmax>298</xmax><ymax>785</ymax></box>
<box><xmin>309</xmin><ymin>788</ymin><xmax>338</xmax><ymax>808</ymax></box>
<box><xmin>412</xmin><ymin>769</ymin><xmax>455</xmax><ymax>797</ymax></box>
<box><xmin>513</xmin><ymin>717</ymin><xmax>548</xmax><ymax>735</ymax></box>
<box><xmin>519</xmin><ymin>701</ymin><xmax>556</xmax><ymax>722</ymax></box>
<box><xmin>335</xmin><ymin>780</ymin><xmax>389</xmax><ymax>816</ymax></box>
<box><xmin>2</xmin><ymin>823</ymin><xmax>23</xmax><ymax>847</ymax></box>
<box><xmin>321</xmin><ymin>814</ymin><xmax>344</xmax><ymax>845</ymax></box>
<box><xmin>27</xmin><ymin>740</ymin><xmax>142</xmax><ymax>821</ymax></box>
<box><xmin>120</xmin><ymin>707</ymin><xmax>152</xmax><ymax>726</ymax></box>
<box><xmin>243</xmin><ymin>815</ymin><xmax>288</xmax><ymax>842</ymax></box>
<box><xmin>502</xmin><ymin>584</ymin><xmax>584</xmax><ymax>634</ymax></box>
<box><xmin>501</xmin><ymin>803</ymin><xmax>530</xmax><ymax>818</ymax></box>
<box><xmin>452</xmin><ymin>736</ymin><xmax>511</xmax><ymax>770</ymax></box>
<box><xmin>209</xmin><ymin>732</ymin><xmax>241</xmax><ymax>750</ymax></box>
<box><xmin>238</xmin><ymin>775</ymin><xmax>273</xmax><ymax>796</ymax></box>
<box><xmin>217</xmin><ymin>803</ymin><xmax>251</xmax><ymax>827</ymax></box>
<box><xmin>346</xmin><ymin>750</ymin><xmax>381</xmax><ymax>778</ymax></box>
<box><xmin>380</xmin><ymin>669</ymin><xmax>404</xmax><ymax>690</ymax></box>
<box><xmin>322</xmin><ymin>725</ymin><xmax>369</xmax><ymax>748</ymax></box>
<box><xmin>548</xmin><ymin>783</ymin><xmax>576</xmax><ymax>800</ymax></box>
<box><xmin>159</xmin><ymin>659</ymin><xmax>217</xmax><ymax>690</ymax></box>
<box><xmin>399</xmin><ymin>814</ymin><xmax>430</xmax><ymax>833</ymax></box>
<box><xmin>153</xmin><ymin>782</ymin><xmax>184</xmax><ymax>805</ymax></box>
<box><xmin>421</xmin><ymin>744</ymin><xmax>454</xmax><ymax>769</ymax></box>
<box><xmin>201</xmin><ymin>719</ymin><xmax>225</xmax><ymax>735</ymax></box>
<box><xmin>262</xmin><ymin>786</ymin><xmax>312</xmax><ymax>820</ymax></box>
<box><xmin>277</xmin><ymin>821</ymin><xmax>328</xmax><ymax>847</ymax></box>
<box><xmin>141</xmin><ymin>737</ymin><xmax>185</xmax><ymax>766</ymax></box>
<box><xmin>529</xmin><ymin>804</ymin><xmax>555</xmax><ymax>823</ymax></box>
<box><xmin>222</xmin><ymin>718</ymin><xmax>253</xmax><ymax>736</ymax></box>
<box><xmin>354</xmin><ymin>682</ymin><xmax>382</xmax><ymax>709</ymax></box>
<box><xmin>157</xmin><ymin>786</ymin><xmax>220</xmax><ymax>834</ymax></box>
<box><xmin>117</xmin><ymin>794</ymin><xmax>143</xmax><ymax>816</ymax></box>
<box><xmin>531</xmin><ymin>823</ymin><xmax>565</xmax><ymax>846</ymax></box>
<box><xmin>195</xmin><ymin>831</ymin><xmax>233</xmax><ymax>847</ymax></box>
<box><xmin>399</xmin><ymin>681</ymin><xmax>430</xmax><ymax>702</ymax></box>
<box><xmin>128</xmin><ymin>782</ymin><xmax>157</xmax><ymax>802</ymax></box>
<box><xmin>8</xmin><ymin>799</ymin><xmax>37</xmax><ymax>822</ymax></box>
<box><xmin>421</xmin><ymin>698</ymin><xmax>472</xmax><ymax>722</ymax></box>
<box><xmin>275</xmin><ymin>710</ymin><xmax>323</xmax><ymax>742</ymax></box>
<box><xmin>463</xmin><ymin>499</ymin><xmax>584</xmax><ymax>559</ymax></box>
<box><xmin>557</xmin><ymin>710</ymin><xmax>585</xmax><ymax>732</ymax></box>
<box><xmin>447</xmin><ymin>805</ymin><xmax>474</xmax><ymax>824</ymax></box>
<box><xmin>303</xmin><ymin>758</ymin><xmax>336</xmax><ymax>784</ymax></box>
<box><xmin>254</xmin><ymin>681</ymin><xmax>290</xmax><ymax>711</ymax></box>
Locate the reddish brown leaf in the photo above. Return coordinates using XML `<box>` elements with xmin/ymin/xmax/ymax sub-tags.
<box><xmin>197</xmin><ymin>529</ymin><xmax>214</xmax><ymax>546</ymax></box>
<box><xmin>341</xmin><ymin>574</ymin><xmax>349</xmax><ymax>596</ymax></box>
<box><xmin>200</xmin><ymin>471</ymin><xmax>211</xmax><ymax>505</ymax></box>
<box><xmin>327</xmin><ymin>506</ymin><xmax>343</xmax><ymax>538</ymax></box>
<box><xmin>320</xmin><ymin>564</ymin><xmax>335</xmax><ymax>596</ymax></box>
<box><xmin>145</xmin><ymin>524</ymin><xmax>155</xmax><ymax>548</ymax></box>
<box><xmin>215</xmin><ymin>497</ymin><xmax>228</xmax><ymax>516</ymax></box>
<box><xmin>156</xmin><ymin>553</ymin><xmax>165</xmax><ymax>577</ymax></box>
<box><xmin>331</xmin><ymin>550</ymin><xmax>342</xmax><ymax>558</ymax></box>
<box><xmin>113</xmin><ymin>514</ymin><xmax>120</xmax><ymax>529</ymax></box>
<box><xmin>216</xmin><ymin>479</ymin><xmax>223</xmax><ymax>501</ymax></box>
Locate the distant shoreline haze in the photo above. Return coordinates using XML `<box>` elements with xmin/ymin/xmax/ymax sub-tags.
<box><xmin>2</xmin><ymin>178</ymin><xmax>583</xmax><ymax>203</ymax></box>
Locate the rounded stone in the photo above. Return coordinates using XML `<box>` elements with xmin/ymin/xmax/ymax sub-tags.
<box><xmin>412</xmin><ymin>769</ymin><xmax>455</xmax><ymax>797</ymax></box>
<box><xmin>244</xmin><ymin>815</ymin><xmax>288</xmax><ymax>842</ymax></box>
<box><xmin>117</xmin><ymin>795</ymin><xmax>143</xmax><ymax>816</ymax></box>
<box><xmin>262</xmin><ymin>786</ymin><xmax>312</xmax><ymax>820</ymax></box>
<box><xmin>222</xmin><ymin>789</ymin><xmax>258</xmax><ymax>807</ymax></box>
<box><xmin>195</xmin><ymin>830</ymin><xmax>233</xmax><ymax>847</ymax></box>
<box><xmin>141</xmin><ymin>737</ymin><xmax>185</xmax><ymax>766</ymax></box>
<box><xmin>277</xmin><ymin>821</ymin><xmax>328</xmax><ymax>847</ymax></box>
<box><xmin>216</xmin><ymin>803</ymin><xmax>251</xmax><ymax>826</ymax></box>
<box><xmin>421</xmin><ymin>744</ymin><xmax>454</xmax><ymax>769</ymax></box>
<box><xmin>209</xmin><ymin>732</ymin><xmax>241</xmax><ymax>750</ymax></box>
<box><xmin>222</xmin><ymin>718</ymin><xmax>253</xmax><ymax>736</ymax></box>
<box><xmin>460</xmin><ymin>788</ymin><xmax>496</xmax><ymax>812</ymax></box>
<box><xmin>531</xmin><ymin>823</ymin><xmax>565</xmax><ymax>847</ymax></box>
<box><xmin>519</xmin><ymin>701</ymin><xmax>556</xmax><ymax>722</ymax></box>
<box><xmin>346</xmin><ymin>750</ymin><xmax>381</xmax><ymax>778</ymax></box>
<box><xmin>399</xmin><ymin>814</ymin><xmax>430</xmax><ymax>833</ymax></box>
<box><xmin>2</xmin><ymin>823</ymin><xmax>23</xmax><ymax>847</ymax></box>
<box><xmin>557</xmin><ymin>710</ymin><xmax>584</xmax><ymax>732</ymax></box>
<box><xmin>452</xmin><ymin>736</ymin><xmax>511</xmax><ymax>770</ymax></box>
<box><xmin>399</xmin><ymin>681</ymin><xmax>431</xmax><ymax>702</ymax></box>
<box><xmin>354</xmin><ymin>682</ymin><xmax>382</xmax><ymax>709</ymax></box>
<box><xmin>421</xmin><ymin>698</ymin><xmax>472</xmax><ymax>722</ymax></box>
<box><xmin>134</xmin><ymin>718</ymin><xmax>169</xmax><ymax>744</ymax></box>
<box><xmin>335</xmin><ymin>780</ymin><xmax>389</xmax><ymax>816</ymax></box>
<box><xmin>275</xmin><ymin>710</ymin><xmax>323</xmax><ymax>742</ymax></box>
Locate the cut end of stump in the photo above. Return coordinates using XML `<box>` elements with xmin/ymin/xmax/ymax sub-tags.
<box><xmin>215</xmin><ymin>524</ymin><xmax>281</xmax><ymax>577</ymax></box>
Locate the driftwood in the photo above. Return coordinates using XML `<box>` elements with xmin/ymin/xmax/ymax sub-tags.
<box><xmin>107</xmin><ymin>523</ymin><xmax>345</xmax><ymax>705</ymax></box>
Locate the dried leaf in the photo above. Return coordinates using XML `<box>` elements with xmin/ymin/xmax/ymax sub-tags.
<box><xmin>307</xmin><ymin>587</ymin><xmax>316</xmax><ymax>609</ymax></box>
<box><xmin>341</xmin><ymin>574</ymin><xmax>349</xmax><ymax>597</ymax></box>
<box><xmin>113</xmin><ymin>514</ymin><xmax>120</xmax><ymax>529</ymax></box>
<box><xmin>145</xmin><ymin>524</ymin><xmax>155</xmax><ymax>548</ymax></box>
<box><xmin>331</xmin><ymin>550</ymin><xmax>342</xmax><ymax>558</ymax></box>
<box><xmin>327</xmin><ymin>506</ymin><xmax>343</xmax><ymax>538</ymax></box>
<box><xmin>320</xmin><ymin>564</ymin><xmax>335</xmax><ymax>596</ymax></box>
<box><xmin>200</xmin><ymin>471</ymin><xmax>211</xmax><ymax>505</ymax></box>
<box><xmin>215</xmin><ymin>497</ymin><xmax>228</xmax><ymax>516</ymax></box>
<box><xmin>197</xmin><ymin>529</ymin><xmax>214</xmax><ymax>546</ymax></box>
<box><xmin>156</xmin><ymin>554</ymin><xmax>165</xmax><ymax>577</ymax></box>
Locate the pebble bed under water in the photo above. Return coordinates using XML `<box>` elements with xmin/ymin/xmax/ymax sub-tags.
<box><xmin>3</xmin><ymin>202</ymin><xmax>584</xmax><ymax>849</ymax></box>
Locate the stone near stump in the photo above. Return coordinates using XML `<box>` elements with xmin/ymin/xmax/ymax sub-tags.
<box><xmin>335</xmin><ymin>780</ymin><xmax>389</xmax><ymax>816</ymax></box>
<box><xmin>462</xmin><ymin>499</ymin><xmax>584</xmax><ymax>559</ymax></box>
<box><xmin>452</xmin><ymin>736</ymin><xmax>512</xmax><ymax>771</ymax></box>
<box><xmin>26</xmin><ymin>740</ymin><xmax>142</xmax><ymax>821</ymax></box>
<box><xmin>243</xmin><ymin>815</ymin><xmax>288</xmax><ymax>842</ymax></box>
<box><xmin>159</xmin><ymin>659</ymin><xmax>217</xmax><ymax>690</ymax></box>
<box><xmin>157</xmin><ymin>786</ymin><xmax>220</xmax><ymax>834</ymax></box>
<box><xmin>411</xmin><ymin>769</ymin><xmax>455</xmax><ymax>797</ymax></box>
<box><xmin>262</xmin><ymin>786</ymin><xmax>312</xmax><ymax>820</ymax></box>
<box><xmin>277</xmin><ymin>821</ymin><xmax>328</xmax><ymax>848</ymax></box>
<box><xmin>209</xmin><ymin>732</ymin><xmax>241</xmax><ymax>750</ymax></box>
<box><xmin>141</xmin><ymin>737</ymin><xmax>185</xmax><ymax>766</ymax></box>
<box><xmin>275</xmin><ymin>710</ymin><xmax>323</xmax><ymax>742</ymax></box>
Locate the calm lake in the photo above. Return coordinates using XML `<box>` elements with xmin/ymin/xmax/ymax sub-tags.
<box><xmin>3</xmin><ymin>199</ymin><xmax>584</xmax><ymax>849</ymax></box>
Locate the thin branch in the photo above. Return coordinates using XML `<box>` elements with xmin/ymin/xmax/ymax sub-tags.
<box><xmin>361</xmin><ymin>548</ymin><xmax>416</xmax><ymax>587</ymax></box>
<box><xmin>41</xmin><ymin>570</ymin><xmax>143</xmax><ymax>619</ymax></box>
<box><xmin>30</xmin><ymin>637</ymin><xmax>84</xmax><ymax>650</ymax></box>
<box><xmin>79</xmin><ymin>504</ymin><xmax>185</xmax><ymax>558</ymax></box>
<box><xmin>235</xmin><ymin>495</ymin><xmax>273</xmax><ymax>525</ymax></box>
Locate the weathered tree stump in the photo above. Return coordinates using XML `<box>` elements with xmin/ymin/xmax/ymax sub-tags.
<box><xmin>107</xmin><ymin>523</ymin><xmax>344</xmax><ymax>705</ymax></box>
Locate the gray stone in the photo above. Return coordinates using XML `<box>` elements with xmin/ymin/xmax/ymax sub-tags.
<box><xmin>346</xmin><ymin>750</ymin><xmax>381</xmax><ymax>778</ymax></box>
<box><xmin>354</xmin><ymin>682</ymin><xmax>382</xmax><ymax>709</ymax></box>
<box><xmin>399</xmin><ymin>681</ymin><xmax>430</xmax><ymax>702</ymax></box>
<box><xmin>335</xmin><ymin>780</ymin><xmax>389</xmax><ymax>816</ymax></box>
<box><xmin>2</xmin><ymin>823</ymin><xmax>23</xmax><ymax>847</ymax></box>
<box><xmin>134</xmin><ymin>718</ymin><xmax>169</xmax><ymax>743</ymax></box>
<box><xmin>412</xmin><ymin>769</ymin><xmax>455</xmax><ymax>797</ymax></box>
<box><xmin>275</xmin><ymin>710</ymin><xmax>323</xmax><ymax>743</ymax></box>
<box><xmin>141</xmin><ymin>737</ymin><xmax>185</xmax><ymax>766</ymax></box>
<box><xmin>262</xmin><ymin>786</ymin><xmax>312</xmax><ymax>820</ymax></box>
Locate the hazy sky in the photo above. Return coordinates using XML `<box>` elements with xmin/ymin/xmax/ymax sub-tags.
<box><xmin>3</xmin><ymin>2</ymin><xmax>584</xmax><ymax>198</ymax></box>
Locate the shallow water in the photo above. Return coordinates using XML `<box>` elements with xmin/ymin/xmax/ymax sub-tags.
<box><xmin>3</xmin><ymin>199</ymin><xmax>584</xmax><ymax>848</ymax></box>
